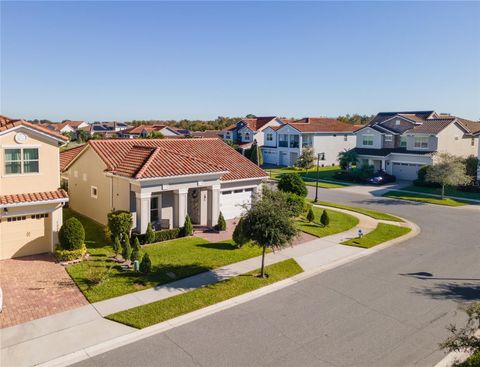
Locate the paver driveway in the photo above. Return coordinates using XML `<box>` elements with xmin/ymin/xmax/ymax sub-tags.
<box><xmin>0</xmin><ymin>254</ymin><xmax>88</xmax><ymax>328</ymax></box>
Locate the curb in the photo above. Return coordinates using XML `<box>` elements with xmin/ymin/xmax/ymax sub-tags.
<box><xmin>38</xmin><ymin>216</ymin><xmax>420</xmax><ymax>367</ymax></box>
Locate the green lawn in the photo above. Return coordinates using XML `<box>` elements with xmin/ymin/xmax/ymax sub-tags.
<box><xmin>383</xmin><ymin>191</ymin><xmax>468</xmax><ymax>207</ymax></box>
<box><xmin>311</xmin><ymin>200</ymin><xmax>404</xmax><ymax>222</ymax></box>
<box><xmin>267</xmin><ymin>166</ymin><xmax>350</xmax><ymax>188</ymax></box>
<box><xmin>107</xmin><ymin>259</ymin><xmax>303</xmax><ymax>329</ymax></box>
<box><xmin>402</xmin><ymin>185</ymin><xmax>480</xmax><ymax>201</ymax></box>
<box><xmin>64</xmin><ymin>209</ymin><xmax>264</xmax><ymax>303</ymax></box>
<box><xmin>457</xmin><ymin>351</ymin><xmax>480</xmax><ymax>367</ymax></box>
<box><xmin>296</xmin><ymin>207</ymin><xmax>359</xmax><ymax>238</ymax></box>
<box><xmin>341</xmin><ymin>223</ymin><xmax>411</xmax><ymax>248</ymax></box>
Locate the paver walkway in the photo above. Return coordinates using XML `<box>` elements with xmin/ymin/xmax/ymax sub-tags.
<box><xmin>0</xmin><ymin>254</ymin><xmax>88</xmax><ymax>328</ymax></box>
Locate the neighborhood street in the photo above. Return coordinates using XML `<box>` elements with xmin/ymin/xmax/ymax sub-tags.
<box><xmin>74</xmin><ymin>188</ymin><xmax>480</xmax><ymax>367</ymax></box>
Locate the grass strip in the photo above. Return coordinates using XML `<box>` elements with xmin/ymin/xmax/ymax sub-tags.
<box><xmin>106</xmin><ymin>259</ymin><xmax>303</xmax><ymax>329</ymax></box>
<box><xmin>401</xmin><ymin>185</ymin><xmax>480</xmax><ymax>201</ymax></box>
<box><xmin>296</xmin><ymin>207</ymin><xmax>359</xmax><ymax>238</ymax></box>
<box><xmin>383</xmin><ymin>191</ymin><xmax>468</xmax><ymax>207</ymax></box>
<box><xmin>312</xmin><ymin>200</ymin><xmax>404</xmax><ymax>222</ymax></box>
<box><xmin>342</xmin><ymin>223</ymin><xmax>411</xmax><ymax>248</ymax></box>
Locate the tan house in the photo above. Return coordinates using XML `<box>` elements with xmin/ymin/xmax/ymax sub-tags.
<box><xmin>60</xmin><ymin>138</ymin><xmax>267</xmax><ymax>233</ymax></box>
<box><xmin>354</xmin><ymin>111</ymin><xmax>480</xmax><ymax>180</ymax></box>
<box><xmin>0</xmin><ymin>116</ymin><xmax>69</xmax><ymax>260</ymax></box>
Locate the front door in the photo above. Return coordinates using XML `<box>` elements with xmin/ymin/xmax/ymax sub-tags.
<box><xmin>188</xmin><ymin>188</ymin><xmax>201</xmax><ymax>224</ymax></box>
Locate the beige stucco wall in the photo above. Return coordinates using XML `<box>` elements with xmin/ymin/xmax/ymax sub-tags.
<box><xmin>0</xmin><ymin>127</ymin><xmax>61</xmax><ymax>195</ymax></box>
<box><xmin>65</xmin><ymin>146</ymin><xmax>113</xmax><ymax>225</ymax></box>
<box><xmin>436</xmin><ymin>123</ymin><xmax>478</xmax><ymax>158</ymax></box>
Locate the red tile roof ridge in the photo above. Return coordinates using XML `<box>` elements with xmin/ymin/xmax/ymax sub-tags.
<box><xmin>0</xmin><ymin>189</ymin><xmax>68</xmax><ymax>206</ymax></box>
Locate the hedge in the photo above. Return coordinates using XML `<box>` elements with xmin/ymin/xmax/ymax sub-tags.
<box><xmin>133</xmin><ymin>228</ymin><xmax>182</xmax><ymax>244</ymax></box>
<box><xmin>54</xmin><ymin>243</ymin><xmax>87</xmax><ymax>261</ymax></box>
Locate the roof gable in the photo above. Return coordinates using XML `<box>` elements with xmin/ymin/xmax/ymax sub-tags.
<box><xmin>0</xmin><ymin>115</ymin><xmax>68</xmax><ymax>142</ymax></box>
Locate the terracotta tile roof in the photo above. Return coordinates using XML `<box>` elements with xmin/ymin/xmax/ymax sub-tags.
<box><xmin>0</xmin><ymin>189</ymin><xmax>68</xmax><ymax>206</ymax></box>
<box><xmin>87</xmin><ymin>138</ymin><xmax>267</xmax><ymax>181</ymax></box>
<box><xmin>457</xmin><ymin>118</ymin><xmax>480</xmax><ymax>134</ymax></box>
<box><xmin>190</xmin><ymin>130</ymin><xmax>222</xmax><ymax>138</ymax></box>
<box><xmin>60</xmin><ymin>145</ymin><xmax>87</xmax><ymax>170</ymax></box>
<box><xmin>286</xmin><ymin>118</ymin><xmax>359</xmax><ymax>133</ymax></box>
<box><xmin>241</xmin><ymin>116</ymin><xmax>277</xmax><ymax>131</ymax></box>
<box><xmin>0</xmin><ymin>115</ymin><xmax>68</xmax><ymax>141</ymax></box>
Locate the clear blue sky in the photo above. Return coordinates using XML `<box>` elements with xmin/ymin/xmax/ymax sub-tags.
<box><xmin>1</xmin><ymin>1</ymin><xmax>479</xmax><ymax>121</ymax></box>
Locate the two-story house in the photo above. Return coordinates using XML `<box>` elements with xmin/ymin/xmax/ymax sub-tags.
<box><xmin>220</xmin><ymin>116</ymin><xmax>284</xmax><ymax>151</ymax></box>
<box><xmin>354</xmin><ymin>111</ymin><xmax>480</xmax><ymax>180</ymax></box>
<box><xmin>0</xmin><ymin>116</ymin><xmax>68</xmax><ymax>260</ymax></box>
<box><xmin>261</xmin><ymin>118</ymin><xmax>360</xmax><ymax>166</ymax></box>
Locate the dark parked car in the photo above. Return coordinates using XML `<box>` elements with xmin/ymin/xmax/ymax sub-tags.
<box><xmin>367</xmin><ymin>170</ymin><xmax>396</xmax><ymax>185</ymax></box>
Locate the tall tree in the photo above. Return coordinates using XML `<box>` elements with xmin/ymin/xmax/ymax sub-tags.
<box><xmin>249</xmin><ymin>140</ymin><xmax>263</xmax><ymax>166</ymax></box>
<box><xmin>338</xmin><ymin>149</ymin><xmax>358</xmax><ymax>171</ymax></box>
<box><xmin>242</xmin><ymin>188</ymin><xmax>298</xmax><ymax>277</ymax></box>
<box><xmin>426</xmin><ymin>152</ymin><xmax>471</xmax><ymax>199</ymax></box>
<box><xmin>295</xmin><ymin>147</ymin><xmax>315</xmax><ymax>174</ymax></box>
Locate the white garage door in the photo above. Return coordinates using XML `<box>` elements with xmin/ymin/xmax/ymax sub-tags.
<box><xmin>391</xmin><ymin>162</ymin><xmax>423</xmax><ymax>181</ymax></box>
<box><xmin>262</xmin><ymin>149</ymin><xmax>277</xmax><ymax>165</ymax></box>
<box><xmin>219</xmin><ymin>189</ymin><xmax>253</xmax><ymax>219</ymax></box>
<box><xmin>1</xmin><ymin>214</ymin><xmax>51</xmax><ymax>259</ymax></box>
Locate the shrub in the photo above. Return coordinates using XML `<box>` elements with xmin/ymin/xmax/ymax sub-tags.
<box><xmin>145</xmin><ymin>223</ymin><xmax>155</xmax><ymax>244</ymax></box>
<box><xmin>122</xmin><ymin>236</ymin><xmax>132</xmax><ymax>261</ymax></box>
<box><xmin>217</xmin><ymin>212</ymin><xmax>227</xmax><ymax>231</ymax></box>
<box><xmin>54</xmin><ymin>244</ymin><xmax>87</xmax><ymax>261</ymax></box>
<box><xmin>465</xmin><ymin>155</ymin><xmax>478</xmax><ymax>183</ymax></box>
<box><xmin>306</xmin><ymin>207</ymin><xmax>315</xmax><ymax>222</ymax></box>
<box><xmin>133</xmin><ymin>237</ymin><xmax>141</xmax><ymax>251</ymax></box>
<box><xmin>182</xmin><ymin>214</ymin><xmax>193</xmax><ymax>236</ymax></box>
<box><xmin>285</xmin><ymin>193</ymin><xmax>305</xmax><ymax>217</ymax></box>
<box><xmin>140</xmin><ymin>253</ymin><xmax>152</xmax><ymax>274</ymax></box>
<box><xmin>277</xmin><ymin>173</ymin><xmax>307</xmax><ymax>197</ymax></box>
<box><xmin>232</xmin><ymin>217</ymin><xmax>249</xmax><ymax>247</ymax></box>
<box><xmin>155</xmin><ymin>228</ymin><xmax>182</xmax><ymax>242</ymax></box>
<box><xmin>85</xmin><ymin>264</ymin><xmax>113</xmax><ymax>286</ymax></box>
<box><xmin>103</xmin><ymin>226</ymin><xmax>112</xmax><ymax>244</ymax></box>
<box><xmin>131</xmin><ymin>248</ymin><xmax>140</xmax><ymax>262</ymax></box>
<box><xmin>413</xmin><ymin>165</ymin><xmax>440</xmax><ymax>187</ymax></box>
<box><xmin>107</xmin><ymin>210</ymin><xmax>132</xmax><ymax>242</ymax></box>
<box><xmin>320</xmin><ymin>210</ymin><xmax>330</xmax><ymax>227</ymax></box>
<box><xmin>59</xmin><ymin>217</ymin><xmax>85</xmax><ymax>250</ymax></box>
<box><xmin>112</xmin><ymin>236</ymin><xmax>121</xmax><ymax>255</ymax></box>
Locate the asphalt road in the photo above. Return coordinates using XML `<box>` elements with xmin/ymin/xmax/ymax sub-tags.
<box><xmin>74</xmin><ymin>187</ymin><xmax>480</xmax><ymax>367</ymax></box>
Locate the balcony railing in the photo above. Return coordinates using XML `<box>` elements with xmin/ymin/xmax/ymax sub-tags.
<box><xmin>279</xmin><ymin>141</ymin><xmax>288</xmax><ymax>147</ymax></box>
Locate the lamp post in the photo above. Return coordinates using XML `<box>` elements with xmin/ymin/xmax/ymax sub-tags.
<box><xmin>314</xmin><ymin>152</ymin><xmax>325</xmax><ymax>203</ymax></box>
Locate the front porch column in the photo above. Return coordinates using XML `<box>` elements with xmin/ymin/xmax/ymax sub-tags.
<box><xmin>135</xmin><ymin>191</ymin><xmax>151</xmax><ymax>234</ymax></box>
<box><xmin>381</xmin><ymin>160</ymin><xmax>386</xmax><ymax>170</ymax></box>
<box><xmin>207</xmin><ymin>185</ymin><xmax>220</xmax><ymax>227</ymax></box>
<box><xmin>174</xmin><ymin>188</ymin><xmax>188</xmax><ymax>228</ymax></box>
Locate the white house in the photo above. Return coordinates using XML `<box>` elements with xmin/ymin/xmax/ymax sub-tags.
<box><xmin>60</xmin><ymin>138</ymin><xmax>268</xmax><ymax>233</ymax></box>
<box><xmin>261</xmin><ymin>118</ymin><xmax>359</xmax><ymax>167</ymax></box>
<box><xmin>354</xmin><ymin>111</ymin><xmax>480</xmax><ymax>180</ymax></box>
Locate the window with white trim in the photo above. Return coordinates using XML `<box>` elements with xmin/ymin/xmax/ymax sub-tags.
<box><xmin>400</xmin><ymin>136</ymin><xmax>407</xmax><ymax>148</ymax></box>
<box><xmin>91</xmin><ymin>186</ymin><xmax>98</xmax><ymax>198</ymax></box>
<box><xmin>414</xmin><ymin>136</ymin><xmax>429</xmax><ymax>149</ymax></box>
<box><xmin>150</xmin><ymin>197</ymin><xmax>159</xmax><ymax>223</ymax></box>
<box><xmin>385</xmin><ymin>134</ymin><xmax>393</xmax><ymax>142</ymax></box>
<box><xmin>362</xmin><ymin>135</ymin><xmax>374</xmax><ymax>146</ymax></box>
<box><xmin>4</xmin><ymin>148</ymin><xmax>39</xmax><ymax>174</ymax></box>
<box><xmin>266</xmin><ymin>133</ymin><xmax>273</xmax><ymax>141</ymax></box>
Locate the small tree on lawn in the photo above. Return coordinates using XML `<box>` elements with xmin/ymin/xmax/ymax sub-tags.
<box><xmin>107</xmin><ymin>211</ymin><xmax>133</xmax><ymax>243</ymax></box>
<box><xmin>182</xmin><ymin>214</ymin><xmax>193</xmax><ymax>236</ymax></box>
<box><xmin>242</xmin><ymin>188</ymin><xmax>298</xmax><ymax>278</ymax></box>
<box><xmin>338</xmin><ymin>149</ymin><xmax>358</xmax><ymax>171</ymax></box>
<box><xmin>131</xmin><ymin>247</ymin><xmax>140</xmax><ymax>262</ymax></box>
<box><xmin>122</xmin><ymin>235</ymin><xmax>132</xmax><ymax>261</ymax></box>
<box><xmin>140</xmin><ymin>253</ymin><xmax>152</xmax><ymax>274</ymax></box>
<box><xmin>320</xmin><ymin>210</ymin><xmax>330</xmax><ymax>227</ymax></box>
<box><xmin>217</xmin><ymin>212</ymin><xmax>227</xmax><ymax>231</ymax></box>
<box><xmin>306</xmin><ymin>207</ymin><xmax>315</xmax><ymax>222</ymax></box>
<box><xmin>145</xmin><ymin>223</ymin><xmax>155</xmax><ymax>244</ymax></box>
<box><xmin>232</xmin><ymin>217</ymin><xmax>249</xmax><ymax>248</ymax></box>
<box><xmin>295</xmin><ymin>146</ymin><xmax>315</xmax><ymax>174</ymax></box>
<box><xmin>133</xmin><ymin>237</ymin><xmax>141</xmax><ymax>251</ymax></box>
<box><xmin>112</xmin><ymin>236</ymin><xmax>121</xmax><ymax>255</ymax></box>
<box><xmin>426</xmin><ymin>152</ymin><xmax>471</xmax><ymax>199</ymax></box>
<box><xmin>277</xmin><ymin>173</ymin><xmax>307</xmax><ymax>197</ymax></box>
<box><xmin>249</xmin><ymin>140</ymin><xmax>263</xmax><ymax>166</ymax></box>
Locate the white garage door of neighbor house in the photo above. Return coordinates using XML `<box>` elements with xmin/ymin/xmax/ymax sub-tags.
<box><xmin>263</xmin><ymin>150</ymin><xmax>277</xmax><ymax>164</ymax></box>
<box><xmin>391</xmin><ymin>162</ymin><xmax>423</xmax><ymax>181</ymax></box>
<box><xmin>1</xmin><ymin>214</ymin><xmax>50</xmax><ymax>259</ymax></box>
<box><xmin>220</xmin><ymin>189</ymin><xmax>253</xmax><ymax>219</ymax></box>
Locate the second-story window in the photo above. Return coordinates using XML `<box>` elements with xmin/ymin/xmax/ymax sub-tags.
<box><xmin>400</xmin><ymin>136</ymin><xmax>407</xmax><ymax>148</ymax></box>
<box><xmin>362</xmin><ymin>135</ymin><xmax>374</xmax><ymax>146</ymax></box>
<box><xmin>302</xmin><ymin>135</ymin><xmax>313</xmax><ymax>147</ymax></box>
<box><xmin>245</xmin><ymin>132</ymin><xmax>251</xmax><ymax>141</ymax></box>
<box><xmin>279</xmin><ymin>134</ymin><xmax>288</xmax><ymax>147</ymax></box>
<box><xmin>414</xmin><ymin>136</ymin><xmax>429</xmax><ymax>149</ymax></box>
<box><xmin>290</xmin><ymin>135</ymin><xmax>299</xmax><ymax>148</ymax></box>
<box><xmin>385</xmin><ymin>134</ymin><xmax>393</xmax><ymax>142</ymax></box>
<box><xmin>4</xmin><ymin>148</ymin><xmax>39</xmax><ymax>175</ymax></box>
<box><xmin>266</xmin><ymin>133</ymin><xmax>273</xmax><ymax>141</ymax></box>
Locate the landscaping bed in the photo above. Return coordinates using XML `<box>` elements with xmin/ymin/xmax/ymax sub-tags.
<box><xmin>383</xmin><ymin>191</ymin><xmax>468</xmax><ymax>207</ymax></box>
<box><xmin>63</xmin><ymin>209</ymin><xmax>264</xmax><ymax>303</ymax></box>
<box><xmin>311</xmin><ymin>200</ymin><xmax>403</xmax><ymax>222</ymax></box>
<box><xmin>106</xmin><ymin>259</ymin><xmax>303</xmax><ymax>329</ymax></box>
<box><xmin>341</xmin><ymin>223</ymin><xmax>411</xmax><ymax>248</ymax></box>
<box><xmin>296</xmin><ymin>207</ymin><xmax>359</xmax><ymax>238</ymax></box>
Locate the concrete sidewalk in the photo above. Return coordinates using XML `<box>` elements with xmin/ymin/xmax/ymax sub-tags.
<box><xmin>1</xmin><ymin>207</ymin><xmax>414</xmax><ymax>367</ymax></box>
